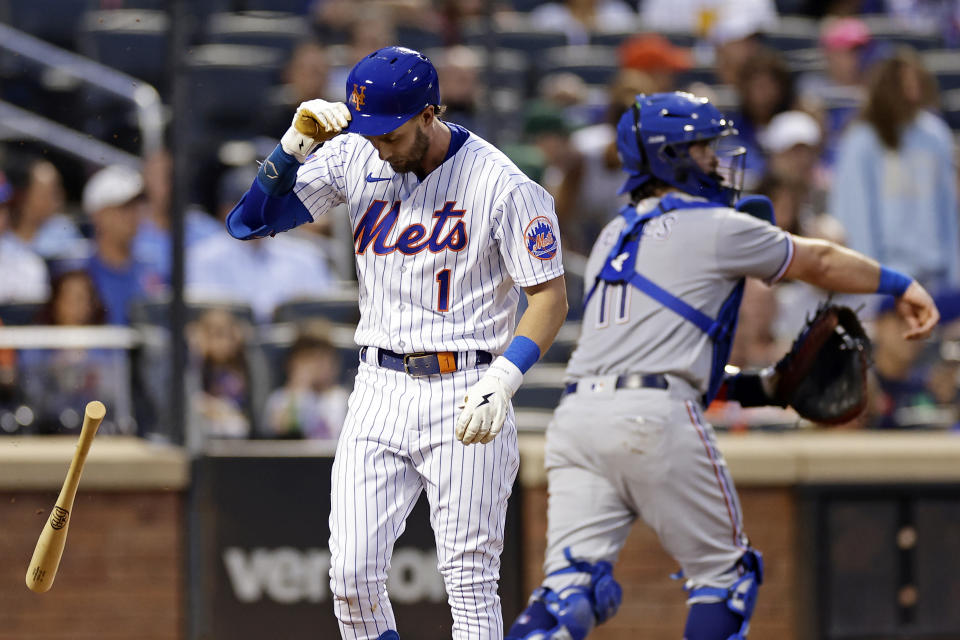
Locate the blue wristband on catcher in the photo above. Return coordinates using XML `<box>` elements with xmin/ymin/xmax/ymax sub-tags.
<box><xmin>502</xmin><ymin>336</ymin><xmax>540</xmax><ymax>374</ymax></box>
<box><xmin>257</xmin><ymin>144</ymin><xmax>300</xmax><ymax>196</ymax></box>
<box><xmin>877</xmin><ymin>266</ymin><xmax>912</xmax><ymax>297</ymax></box>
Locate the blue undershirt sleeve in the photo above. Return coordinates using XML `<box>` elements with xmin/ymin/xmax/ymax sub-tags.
<box><xmin>225</xmin><ymin>180</ymin><xmax>313</xmax><ymax>240</ymax></box>
<box><xmin>225</xmin><ymin>145</ymin><xmax>314</xmax><ymax>240</ymax></box>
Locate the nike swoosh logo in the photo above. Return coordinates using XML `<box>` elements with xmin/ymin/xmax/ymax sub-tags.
<box><xmin>366</xmin><ymin>173</ymin><xmax>392</xmax><ymax>182</ymax></box>
<box><xmin>477</xmin><ymin>392</ymin><xmax>494</xmax><ymax>407</ymax></box>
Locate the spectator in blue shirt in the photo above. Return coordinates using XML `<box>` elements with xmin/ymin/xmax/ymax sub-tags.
<box><xmin>82</xmin><ymin>165</ymin><xmax>165</xmax><ymax>325</ymax></box>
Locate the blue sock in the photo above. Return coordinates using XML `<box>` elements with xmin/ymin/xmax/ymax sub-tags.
<box><xmin>376</xmin><ymin>632</ymin><xmax>400</xmax><ymax>640</ymax></box>
<box><xmin>683</xmin><ymin>602</ymin><xmax>744</xmax><ymax>640</ymax></box>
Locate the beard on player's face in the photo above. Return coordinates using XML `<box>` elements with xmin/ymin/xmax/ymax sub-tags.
<box><xmin>386</xmin><ymin>125</ymin><xmax>430</xmax><ymax>174</ymax></box>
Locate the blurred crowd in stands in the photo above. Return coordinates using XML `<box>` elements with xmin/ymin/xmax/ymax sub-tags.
<box><xmin>2</xmin><ymin>0</ymin><xmax>960</xmax><ymax>441</ymax></box>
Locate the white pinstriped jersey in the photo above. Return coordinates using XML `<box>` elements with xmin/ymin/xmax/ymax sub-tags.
<box><xmin>293</xmin><ymin>125</ymin><xmax>564</xmax><ymax>354</ymax></box>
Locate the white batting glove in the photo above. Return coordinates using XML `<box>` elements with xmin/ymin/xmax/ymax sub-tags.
<box><xmin>280</xmin><ymin>99</ymin><xmax>351</xmax><ymax>163</ymax></box>
<box><xmin>456</xmin><ymin>357</ymin><xmax>524</xmax><ymax>445</ymax></box>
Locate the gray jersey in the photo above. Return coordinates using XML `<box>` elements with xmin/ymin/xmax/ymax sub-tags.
<box><xmin>565</xmin><ymin>193</ymin><xmax>794</xmax><ymax>393</ymax></box>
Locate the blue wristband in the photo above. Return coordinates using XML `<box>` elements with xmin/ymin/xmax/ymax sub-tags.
<box><xmin>877</xmin><ymin>266</ymin><xmax>912</xmax><ymax>297</ymax></box>
<box><xmin>256</xmin><ymin>144</ymin><xmax>300</xmax><ymax>196</ymax></box>
<box><xmin>502</xmin><ymin>336</ymin><xmax>540</xmax><ymax>374</ymax></box>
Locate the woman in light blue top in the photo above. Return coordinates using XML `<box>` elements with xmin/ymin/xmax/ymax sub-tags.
<box><xmin>829</xmin><ymin>47</ymin><xmax>960</xmax><ymax>292</ymax></box>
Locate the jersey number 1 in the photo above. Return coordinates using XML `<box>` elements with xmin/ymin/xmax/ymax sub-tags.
<box><xmin>436</xmin><ymin>269</ymin><xmax>451</xmax><ymax>313</ymax></box>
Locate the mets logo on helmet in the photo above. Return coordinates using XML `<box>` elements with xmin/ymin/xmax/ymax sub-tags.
<box><xmin>525</xmin><ymin>216</ymin><xmax>558</xmax><ymax>260</ymax></box>
<box><xmin>349</xmin><ymin>84</ymin><xmax>366</xmax><ymax>111</ymax></box>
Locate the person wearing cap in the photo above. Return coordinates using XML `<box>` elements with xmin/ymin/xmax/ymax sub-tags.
<box><xmin>0</xmin><ymin>168</ymin><xmax>50</xmax><ymax>304</ymax></box>
<box><xmin>756</xmin><ymin>112</ymin><xmax>843</xmax><ymax>243</ymax></box>
<box><xmin>759</xmin><ymin>110</ymin><xmax>824</xmax><ymax>196</ymax></box>
<box><xmin>618</xmin><ymin>34</ymin><xmax>692</xmax><ymax>93</ymax></box>
<box><xmin>227</xmin><ymin>46</ymin><xmax>567</xmax><ymax>640</ymax></box>
<box><xmin>82</xmin><ymin>164</ymin><xmax>164</xmax><ymax>325</ymax></box>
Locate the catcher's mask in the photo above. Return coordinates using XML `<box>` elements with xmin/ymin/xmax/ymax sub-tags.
<box><xmin>617</xmin><ymin>92</ymin><xmax>745</xmax><ymax>207</ymax></box>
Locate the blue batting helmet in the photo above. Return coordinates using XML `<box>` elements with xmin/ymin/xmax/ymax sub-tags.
<box><xmin>345</xmin><ymin>46</ymin><xmax>440</xmax><ymax>136</ymax></box>
<box><xmin>616</xmin><ymin>92</ymin><xmax>744</xmax><ymax>206</ymax></box>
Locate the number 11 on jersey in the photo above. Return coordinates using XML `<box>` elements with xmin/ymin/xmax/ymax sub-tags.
<box><xmin>436</xmin><ymin>268</ymin><xmax>451</xmax><ymax>312</ymax></box>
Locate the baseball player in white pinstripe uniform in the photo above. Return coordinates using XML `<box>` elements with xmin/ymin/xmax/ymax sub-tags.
<box><xmin>227</xmin><ymin>46</ymin><xmax>568</xmax><ymax>640</ymax></box>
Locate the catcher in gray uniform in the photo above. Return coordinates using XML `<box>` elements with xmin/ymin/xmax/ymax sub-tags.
<box><xmin>506</xmin><ymin>92</ymin><xmax>940</xmax><ymax>640</ymax></box>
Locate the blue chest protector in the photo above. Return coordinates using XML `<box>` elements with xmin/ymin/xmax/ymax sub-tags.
<box><xmin>583</xmin><ymin>193</ymin><xmax>745</xmax><ymax>405</ymax></box>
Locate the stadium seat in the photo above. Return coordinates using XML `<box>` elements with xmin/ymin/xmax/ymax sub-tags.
<box><xmin>425</xmin><ymin>46</ymin><xmax>529</xmax><ymax>93</ymax></box>
<box><xmin>79</xmin><ymin>10</ymin><xmax>170</xmax><ymax>90</ymax></box>
<box><xmin>128</xmin><ymin>298</ymin><xmax>256</xmax><ymax>327</ymax></box>
<box><xmin>564</xmin><ymin>269</ymin><xmax>585</xmax><ymax>321</ymax></box>
<box><xmin>540</xmin><ymin>46</ymin><xmax>619</xmax><ymax>86</ymax></box>
<box><xmin>108</xmin><ymin>0</ymin><xmax>171</xmax><ymax>8</ymax></box>
<box><xmin>863</xmin><ymin>16</ymin><xmax>943</xmax><ymax>50</ymax></box>
<box><xmin>924</xmin><ymin>50</ymin><xmax>960</xmax><ymax>91</ymax></box>
<box><xmin>675</xmin><ymin>65</ymin><xmax>721</xmax><ymax>87</ymax></box>
<box><xmin>462</xmin><ymin>20</ymin><xmax>568</xmax><ymax>53</ymax></box>
<box><xmin>512</xmin><ymin>384</ymin><xmax>564</xmax><ymax>409</ymax></box>
<box><xmin>184</xmin><ymin>44</ymin><xmax>283</xmax><ymax>135</ymax></box>
<box><xmin>541</xmin><ymin>338</ymin><xmax>576</xmax><ymax>364</ymax></box>
<box><xmin>271</xmin><ymin>295</ymin><xmax>361</xmax><ymax>325</ymax></box>
<box><xmin>510</xmin><ymin>0</ymin><xmax>553</xmax><ymax>11</ymax></box>
<box><xmin>783</xmin><ymin>47</ymin><xmax>825</xmax><ymax>74</ymax></box>
<box><xmin>396</xmin><ymin>25</ymin><xmax>444</xmax><ymax>51</ymax></box>
<box><xmin>4</xmin><ymin>0</ymin><xmax>89</xmax><ymax>49</ymax></box>
<box><xmin>206</xmin><ymin>11</ymin><xmax>311</xmax><ymax>56</ymax></box>
<box><xmin>225</xmin><ymin>0</ymin><xmax>311</xmax><ymax>12</ymax></box>
<box><xmin>761</xmin><ymin>17</ymin><xmax>820</xmax><ymax>52</ymax></box>
<box><xmin>940</xmin><ymin>88</ymin><xmax>960</xmax><ymax>130</ymax></box>
<box><xmin>0</xmin><ymin>302</ymin><xmax>43</xmax><ymax>326</ymax></box>
<box><xmin>256</xmin><ymin>321</ymin><xmax>359</xmax><ymax>389</ymax></box>
<box><xmin>590</xmin><ymin>28</ymin><xmax>696</xmax><ymax>48</ymax></box>
<box><xmin>512</xmin><ymin>363</ymin><xmax>565</xmax><ymax>409</ymax></box>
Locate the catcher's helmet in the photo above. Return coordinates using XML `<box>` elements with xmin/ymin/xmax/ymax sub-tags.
<box><xmin>345</xmin><ymin>46</ymin><xmax>440</xmax><ymax>136</ymax></box>
<box><xmin>616</xmin><ymin>92</ymin><xmax>744</xmax><ymax>206</ymax></box>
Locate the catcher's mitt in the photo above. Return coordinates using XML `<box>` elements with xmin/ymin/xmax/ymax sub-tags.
<box><xmin>772</xmin><ymin>304</ymin><xmax>871</xmax><ymax>425</ymax></box>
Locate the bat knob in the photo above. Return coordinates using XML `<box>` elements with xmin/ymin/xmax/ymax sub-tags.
<box><xmin>295</xmin><ymin>114</ymin><xmax>321</xmax><ymax>138</ymax></box>
<box><xmin>85</xmin><ymin>401</ymin><xmax>106</xmax><ymax>421</ymax></box>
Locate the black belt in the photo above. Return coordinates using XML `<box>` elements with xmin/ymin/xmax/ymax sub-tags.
<box><xmin>563</xmin><ymin>373</ymin><xmax>669</xmax><ymax>396</ymax></box>
<box><xmin>361</xmin><ymin>347</ymin><xmax>493</xmax><ymax>377</ymax></box>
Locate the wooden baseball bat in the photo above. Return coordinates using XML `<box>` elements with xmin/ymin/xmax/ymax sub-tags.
<box><xmin>294</xmin><ymin>112</ymin><xmax>322</xmax><ymax>138</ymax></box>
<box><xmin>25</xmin><ymin>401</ymin><xmax>106</xmax><ymax>593</ymax></box>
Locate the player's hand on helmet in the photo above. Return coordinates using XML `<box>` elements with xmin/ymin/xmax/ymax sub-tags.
<box><xmin>281</xmin><ymin>99</ymin><xmax>351</xmax><ymax>163</ymax></box>
<box><xmin>456</xmin><ymin>359</ymin><xmax>522</xmax><ymax>445</ymax></box>
<box><xmin>896</xmin><ymin>281</ymin><xmax>939</xmax><ymax>340</ymax></box>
